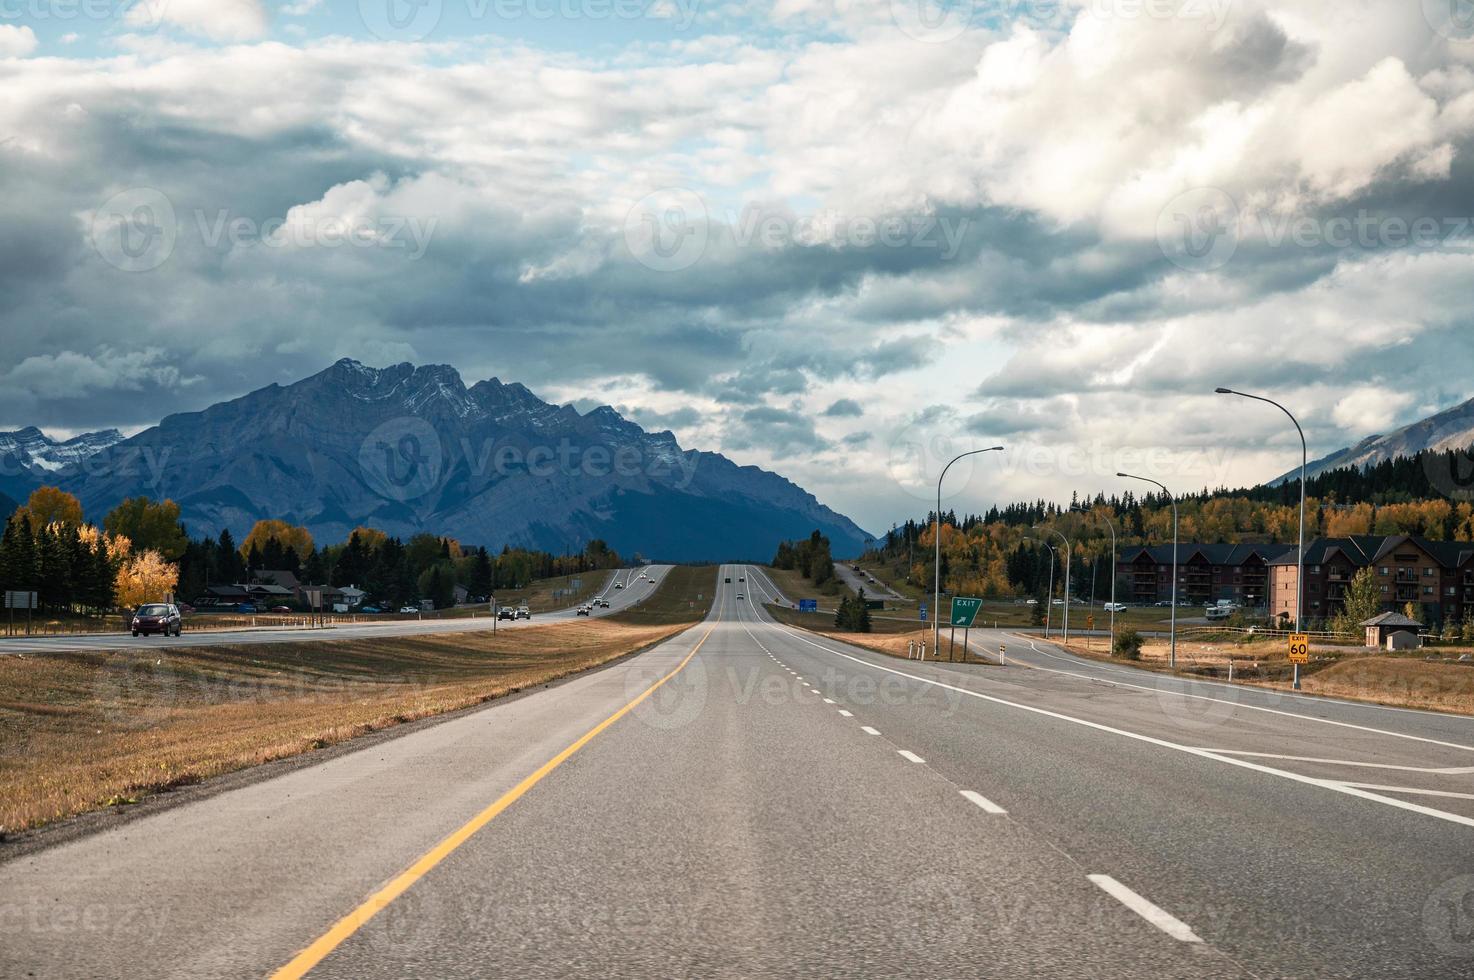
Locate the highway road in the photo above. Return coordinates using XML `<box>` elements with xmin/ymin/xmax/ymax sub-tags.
<box><xmin>4</xmin><ymin>563</ymin><xmax>1473</xmax><ymax>977</ymax></box>
<box><xmin>0</xmin><ymin>566</ymin><xmax>671</xmax><ymax>655</ymax></box>
<box><xmin>834</xmin><ymin>561</ymin><xmax>907</xmax><ymax>602</ymax></box>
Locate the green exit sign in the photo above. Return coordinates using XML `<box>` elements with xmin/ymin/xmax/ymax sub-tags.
<box><xmin>950</xmin><ymin>597</ymin><xmax>983</xmax><ymax>628</ymax></box>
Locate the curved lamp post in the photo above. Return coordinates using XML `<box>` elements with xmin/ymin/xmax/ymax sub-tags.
<box><xmin>1033</xmin><ymin>525</ymin><xmax>1072</xmax><ymax>644</ymax></box>
<box><xmin>1119</xmin><ymin>472</ymin><xmax>1178</xmax><ymax>669</ymax></box>
<box><xmin>1074</xmin><ymin>504</ymin><xmax>1118</xmax><ymax>652</ymax></box>
<box><xmin>1217</xmin><ymin>387</ymin><xmax>1308</xmax><ymax>689</ymax></box>
<box><xmin>933</xmin><ymin>447</ymin><xmax>1005</xmax><ymax>659</ymax></box>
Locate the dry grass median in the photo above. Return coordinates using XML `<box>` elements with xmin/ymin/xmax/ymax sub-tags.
<box><xmin>0</xmin><ymin>619</ymin><xmax>687</xmax><ymax>835</ymax></box>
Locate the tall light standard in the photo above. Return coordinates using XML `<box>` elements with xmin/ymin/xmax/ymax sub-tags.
<box><xmin>1028</xmin><ymin>536</ymin><xmax>1057</xmax><ymax>637</ymax></box>
<box><xmin>1074</xmin><ymin>504</ymin><xmax>1118</xmax><ymax>652</ymax></box>
<box><xmin>1033</xmin><ymin>525</ymin><xmax>1072</xmax><ymax>643</ymax></box>
<box><xmin>1217</xmin><ymin>387</ymin><xmax>1308</xmax><ymax>690</ymax></box>
<box><xmin>933</xmin><ymin>447</ymin><xmax>1005</xmax><ymax>657</ymax></box>
<box><xmin>1119</xmin><ymin>472</ymin><xmax>1178</xmax><ymax>669</ymax></box>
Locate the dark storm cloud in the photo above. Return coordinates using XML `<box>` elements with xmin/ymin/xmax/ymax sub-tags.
<box><xmin>823</xmin><ymin>399</ymin><xmax>863</xmax><ymax>418</ymax></box>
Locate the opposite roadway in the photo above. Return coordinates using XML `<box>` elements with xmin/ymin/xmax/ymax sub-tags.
<box><xmin>0</xmin><ymin>566</ymin><xmax>672</xmax><ymax>655</ymax></box>
<box><xmin>3</xmin><ymin>565</ymin><xmax>1472</xmax><ymax>978</ymax></box>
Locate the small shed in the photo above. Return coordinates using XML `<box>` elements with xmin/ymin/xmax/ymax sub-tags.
<box><xmin>1362</xmin><ymin>612</ymin><xmax>1423</xmax><ymax>650</ymax></box>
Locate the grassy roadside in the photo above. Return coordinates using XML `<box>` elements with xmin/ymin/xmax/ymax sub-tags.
<box><xmin>0</xmin><ymin>619</ymin><xmax>688</xmax><ymax>834</ymax></box>
<box><xmin>608</xmin><ymin>566</ymin><xmax>716</xmax><ymax>625</ymax></box>
<box><xmin>759</xmin><ymin>565</ymin><xmax>847</xmax><ymax>602</ymax></box>
<box><xmin>1028</xmin><ymin>633</ymin><xmax>1474</xmax><ymax>716</ymax></box>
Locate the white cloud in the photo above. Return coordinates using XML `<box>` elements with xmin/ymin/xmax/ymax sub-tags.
<box><xmin>1332</xmin><ymin>387</ymin><xmax>1416</xmax><ymax>435</ymax></box>
<box><xmin>0</xmin><ymin>25</ymin><xmax>38</xmax><ymax>58</ymax></box>
<box><xmin>126</xmin><ymin>0</ymin><xmax>269</xmax><ymax>41</ymax></box>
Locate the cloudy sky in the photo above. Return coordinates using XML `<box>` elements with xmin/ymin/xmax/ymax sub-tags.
<box><xmin>2</xmin><ymin>0</ymin><xmax>1474</xmax><ymax>532</ymax></box>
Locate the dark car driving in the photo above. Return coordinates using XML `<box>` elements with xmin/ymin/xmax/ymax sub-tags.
<box><xmin>131</xmin><ymin>603</ymin><xmax>182</xmax><ymax>637</ymax></box>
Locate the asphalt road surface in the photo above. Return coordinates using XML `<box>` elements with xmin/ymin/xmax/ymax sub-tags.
<box><xmin>4</xmin><ymin>563</ymin><xmax>1473</xmax><ymax>977</ymax></box>
<box><xmin>0</xmin><ymin>566</ymin><xmax>671</xmax><ymax>655</ymax></box>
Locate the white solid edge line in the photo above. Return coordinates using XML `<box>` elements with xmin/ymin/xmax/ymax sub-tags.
<box><xmin>898</xmin><ymin>750</ymin><xmax>925</xmax><ymax>763</ymax></box>
<box><xmin>960</xmin><ymin>790</ymin><xmax>1007</xmax><ymax>814</ymax></box>
<box><xmin>1014</xmin><ymin>630</ymin><xmax>1474</xmax><ymax>730</ymax></box>
<box><xmin>1334</xmin><ymin>782</ymin><xmax>1474</xmax><ymax>801</ymax></box>
<box><xmin>861</xmin><ymin>726</ymin><xmax>880</xmax><ymax>735</ymax></box>
<box><xmin>838</xmin><ymin>709</ymin><xmax>853</xmax><ymax>717</ymax></box>
<box><xmin>1088</xmin><ymin>875</ymin><xmax>1202</xmax><ymax>943</ymax></box>
<box><xmin>767</xmin><ymin>622</ymin><xmax>1474</xmax><ymax>830</ymax></box>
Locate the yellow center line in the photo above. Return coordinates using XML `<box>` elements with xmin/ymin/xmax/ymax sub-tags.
<box><xmin>271</xmin><ymin>582</ymin><xmax>726</xmax><ymax>979</ymax></box>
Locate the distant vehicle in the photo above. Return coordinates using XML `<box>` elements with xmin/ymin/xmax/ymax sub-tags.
<box><xmin>515</xmin><ymin>606</ymin><xmax>531</xmax><ymax>620</ymax></box>
<box><xmin>1103</xmin><ymin>603</ymin><xmax>1128</xmax><ymax>612</ymax></box>
<box><xmin>1052</xmin><ymin>599</ymin><xmax>1064</xmax><ymax>606</ymax></box>
<box><xmin>237</xmin><ymin>603</ymin><xmax>259</xmax><ymax>613</ymax></box>
<box><xmin>270</xmin><ymin>605</ymin><xmax>292</xmax><ymax>613</ymax></box>
<box><xmin>736</xmin><ymin>593</ymin><xmax>744</xmax><ymax>600</ymax></box>
<box><xmin>725</xmin><ymin>577</ymin><xmax>732</xmax><ymax>583</ymax></box>
<box><xmin>131</xmin><ymin>603</ymin><xmax>182</xmax><ymax>637</ymax></box>
<box><xmin>361</xmin><ymin>605</ymin><xmax>383</xmax><ymax>614</ymax></box>
<box><xmin>497</xmin><ymin>607</ymin><xmax>515</xmax><ymax>621</ymax></box>
<box><xmin>399</xmin><ymin>605</ymin><xmax>419</xmax><ymax>614</ymax></box>
<box><xmin>600</xmin><ymin>600</ymin><xmax>610</xmax><ymax>608</ymax></box>
<box><xmin>738</xmin><ymin>576</ymin><xmax>745</xmax><ymax>582</ymax></box>
<box><xmin>1205</xmin><ymin>604</ymin><xmax>1239</xmax><ymax>621</ymax></box>
<box><xmin>1155</xmin><ymin>600</ymin><xmax>1173</xmax><ymax>607</ymax></box>
<box><xmin>615</xmin><ymin>583</ymin><xmax>623</xmax><ymax>589</ymax></box>
<box><xmin>1025</xmin><ymin>599</ymin><xmax>1038</xmax><ymax>606</ymax></box>
<box><xmin>576</xmin><ymin>605</ymin><xmax>591</xmax><ymax>616</ymax></box>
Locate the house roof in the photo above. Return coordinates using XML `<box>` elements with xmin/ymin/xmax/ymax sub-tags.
<box><xmin>247</xmin><ymin>584</ymin><xmax>293</xmax><ymax>596</ymax></box>
<box><xmin>1122</xmin><ymin>543</ymin><xmax>1278</xmax><ymax>565</ymax></box>
<box><xmin>204</xmin><ymin>585</ymin><xmax>249</xmax><ymax>598</ymax></box>
<box><xmin>256</xmin><ymin>570</ymin><xmax>301</xmax><ymax>589</ymax></box>
<box><xmin>1362</xmin><ymin>612</ymin><xmax>1424</xmax><ymax>628</ymax></box>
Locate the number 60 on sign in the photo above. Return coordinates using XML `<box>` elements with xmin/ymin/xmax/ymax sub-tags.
<box><xmin>1288</xmin><ymin>633</ymin><xmax>1310</xmax><ymax>665</ymax></box>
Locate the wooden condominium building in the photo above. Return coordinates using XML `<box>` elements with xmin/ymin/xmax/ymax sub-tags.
<box><xmin>1117</xmin><ymin>544</ymin><xmax>1279</xmax><ymax>608</ymax></box>
<box><xmin>1267</xmin><ymin>535</ymin><xmax>1474</xmax><ymax>628</ymax></box>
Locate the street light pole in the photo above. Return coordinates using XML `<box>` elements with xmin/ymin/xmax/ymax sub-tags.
<box><xmin>1076</xmin><ymin>504</ymin><xmax>1119</xmax><ymax>653</ymax></box>
<box><xmin>1038</xmin><ymin>542</ymin><xmax>1057</xmax><ymax>638</ymax></box>
<box><xmin>934</xmin><ymin>447</ymin><xmax>1005</xmax><ymax>658</ymax></box>
<box><xmin>1217</xmin><ymin>388</ymin><xmax>1308</xmax><ymax>690</ymax></box>
<box><xmin>1119</xmin><ymin>472</ymin><xmax>1178</xmax><ymax>670</ymax></box>
<box><xmin>1033</xmin><ymin>525</ymin><xmax>1072</xmax><ymax>644</ymax></box>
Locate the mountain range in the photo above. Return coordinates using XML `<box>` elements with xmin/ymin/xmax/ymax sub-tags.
<box><xmin>1288</xmin><ymin>395</ymin><xmax>1474</xmax><ymax>481</ymax></box>
<box><xmin>0</xmin><ymin>360</ymin><xmax>870</xmax><ymax>562</ymax></box>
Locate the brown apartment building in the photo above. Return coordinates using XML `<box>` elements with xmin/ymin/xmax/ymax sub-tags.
<box><xmin>1117</xmin><ymin>544</ymin><xmax>1279</xmax><ymax>607</ymax></box>
<box><xmin>1267</xmin><ymin>535</ymin><xmax>1474</xmax><ymax>628</ymax></box>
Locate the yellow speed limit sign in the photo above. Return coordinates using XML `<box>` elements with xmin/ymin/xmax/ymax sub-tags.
<box><xmin>1288</xmin><ymin>633</ymin><xmax>1310</xmax><ymax>665</ymax></box>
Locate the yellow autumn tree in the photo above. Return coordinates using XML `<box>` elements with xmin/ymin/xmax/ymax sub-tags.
<box><xmin>115</xmin><ymin>550</ymin><xmax>179</xmax><ymax>608</ymax></box>
<box><xmin>241</xmin><ymin>520</ymin><xmax>314</xmax><ymax>560</ymax></box>
<box><xmin>19</xmin><ymin>486</ymin><xmax>84</xmax><ymax>529</ymax></box>
<box><xmin>348</xmin><ymin>526</ymin><xmax>388</xmax><ymax>552</ymax></box>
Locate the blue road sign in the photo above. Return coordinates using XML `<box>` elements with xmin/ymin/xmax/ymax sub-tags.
<box><xmin>799</xmin><ymin>599</ymin><xmax>818</xmax><ymax>613</ymax></box>
<box><xmin>919</xmin><ymin>603</ymin><xmax>928</xmax><ymax>622</ymax></box>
